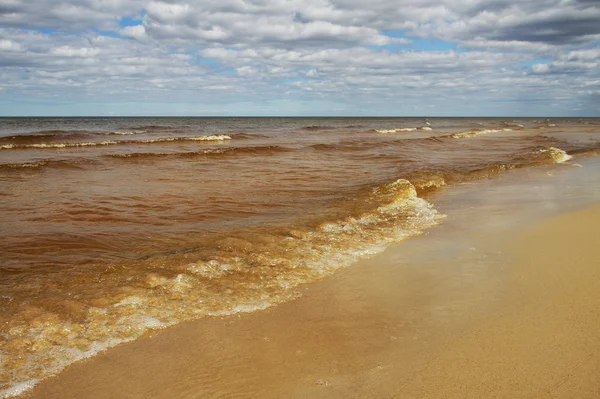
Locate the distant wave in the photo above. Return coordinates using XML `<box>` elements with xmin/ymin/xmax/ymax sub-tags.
<box><xmin>124</xmin><ymin>125</ymin><xmax>188</xmax><ymax>132</ymax></box>
<box><xmin>309</xmin><ymin>143</ymin><xmax>372</xmax><ymax>152</ymax></box>
<box><xmin>372</xmin><ymin>126</ymin><xmax>432</xmax><ymax>133</ymax></box>
<box><xmin>106</xmin><ymin>145</ymin><xmax>290</xmax><ymax>160</ymax></box>
<box><xmin>0</xmin><ymin>160</ymin><xmax>51</xmax><ymax>170</ymax></box>
<box><xmin>0</xmin><ymin>135</ymin><xmax>232</xmax><ymax>150</ymax></box>
<box><xmin>0</xmin><ymin>130</ymin><xmax>90</xmax><ymax>143</ymax></box>
<box><xmin>0</xmin><ymin>130</ymin><xmax>142</xmax><ymax>143</ymax></box>
<box><xmin>301</xmin><ymin>125</ymin><xmax>337</xmax><ymax>131</ymax></box>
<box><xmin>227</xmin><ymin>132</ymin><xmax>271</xmax><ymax>140</ymax></box>
<box><xmin>0</xmin><ymin>159</ymin><xmax>96</xmax><ymax>171</ymax></box>
<box><xmin>441</xmin><ymin>128</ymin><xmax>513</xmax><ymax>139</ymax></box>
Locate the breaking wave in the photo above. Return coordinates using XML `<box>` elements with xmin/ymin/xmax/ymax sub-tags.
<box><xmin>0</xmin><ymin>179</ymin><xmax>443</xmax><ymax>397</ymax></box>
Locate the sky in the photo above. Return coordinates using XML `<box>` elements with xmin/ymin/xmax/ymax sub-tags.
<box><xmin>0</xmin><ymin>0</ymin><xmax>599</xmax><ymax>116</ymax></box>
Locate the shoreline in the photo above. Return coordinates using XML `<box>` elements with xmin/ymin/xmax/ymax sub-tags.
<box><xmin>20</xmin><ymin>159</ymin><xmax>600</xmax><ymax>398</ymax></box>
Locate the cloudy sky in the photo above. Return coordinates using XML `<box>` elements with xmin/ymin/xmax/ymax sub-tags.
<box><xmin>1</xmin><ymin>0</ymin><xmax>599</xmax><ymax>116</ymax></box>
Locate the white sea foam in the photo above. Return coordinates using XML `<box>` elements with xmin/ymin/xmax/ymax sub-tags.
<box><xmin>0</xmin><ymin>379</ymin><xmax>39</xmax><ymax>399</ymax></box>
<box><xmin>208</xmin><ymin>301</ymin><xmax>274</xmax><ymax>316</ymax></box>
<box><xmin>540</xmin><ymin>147</ymin><xmax>572</xmax><ymax>163</ymax></box>
<box><xmin>187</xmin><ymin>260</ymin><xmax>234</xmax><ymax>278</ymax></box>
<box><xmin>448</xmin><ymin>128</ymin><xmax>512</xmax><ymax>139</ymax></box>
<box><xmin>114</xmin><ymin>296</ymin><xmax>147</xmax><ymax>307</ymax></box>
<box><xmin>375</xmin><ymin>126</ymin><xmax>432</xmax><ymax>133</ymax></box>
<box><xmin>375</xmin><ymin>128</ymin><xmax>417</xmax><ymax>133</ymax></box>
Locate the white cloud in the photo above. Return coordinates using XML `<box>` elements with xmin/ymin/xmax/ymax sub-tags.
<box><xmin>235</xmin><ymin>66</ymin><xmax>256</xmax><ymax>76</ymax></box>
<box><xmin>121</xmin><ymin>25</ymin><xmax>147</xmax><ymax>39</ymax></box>
<box><xmin>145</xmin><ymin>2</ymin><xmax>191</xmax><ymax>22</ymax></box>
<box><xmin>0</xmin><ymin>39</ymin><xmax>23</xmax><ymax>52</ymax></box>
<box><xmin>563</xmin><ymin>48</ymin><xmax>600</xmax><ymax>62</ymax></box>
<box><xmin>0</xmin><ymin>0</ymin><xmax>599</xmax><ymax>115</ymax></box>
<box><xmin>50</xmin><ymin>46</ymin><xmax>101</xmax><ymax>57</ymax></box>
<box><xmin>532</xmin><ymin>64</ymin><xmax>550</xmax><ymax>74</ymax></box>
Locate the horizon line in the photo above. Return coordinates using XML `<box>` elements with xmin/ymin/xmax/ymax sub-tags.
<box><xmin>1</xmin><ymin>115</ymin><xmax>598</xmax><ymax>118</ymax></box>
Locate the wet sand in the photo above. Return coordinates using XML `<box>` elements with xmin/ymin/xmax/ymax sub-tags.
<box><xmin>22</xmin><ymin>171</ymin><xmax>600</xmax><ymax>399</ymax></box>
<box><xmin>393</xmin><ymin>203</ymin><xmax>600</xmax><ymax>398</ymax></box>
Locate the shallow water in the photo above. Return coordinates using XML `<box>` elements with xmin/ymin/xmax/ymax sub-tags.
<box><xmin>1</xmin><ymin>117</ymin><xmax>599</xmax><ymax>396</ymax></box>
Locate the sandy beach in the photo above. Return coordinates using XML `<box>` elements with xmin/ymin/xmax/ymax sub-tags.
<box><xmin>392</xmin><ymin>203</ymin><xmax>600</xmax><ymax>398</ymax></box>
<box><xmin>20</xmin><ymin>163</ymin><xmax>600</xmax><ymax>399</ymax></box>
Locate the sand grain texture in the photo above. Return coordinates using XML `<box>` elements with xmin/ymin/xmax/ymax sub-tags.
<box><xmin>396</xmin><ymin>204</ymin><xmax>600</xmax><ymax>398</ymax></box>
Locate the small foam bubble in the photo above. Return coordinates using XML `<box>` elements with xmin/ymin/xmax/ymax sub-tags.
<box><xmin>187</xmin><ymin>260</ymin><xmax>232</xmax><ymax>278</ymax></box>
<box><xmin>166</xmin><ymin>274</ymin><xmax>195</xmax><ymax>293</ymax></box>
<box><xmin>132</xmin><ymin>315</ymin><xmax>167</xmax><ymax>330</ymax></box>
<box><xmin>114</xmin><ymin>296</ymin><xmax>147</xmax><ymax>307</ymax></box>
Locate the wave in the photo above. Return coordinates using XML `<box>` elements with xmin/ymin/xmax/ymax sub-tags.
<box><xmin>372</xmin><ymin>126</ymin><xmax>432</xmax><ymax>134</ymax></box>
<box><xmin>0</xmin><ymin>159</ymin><xmax>96</xmax><ymax>172</ymax></box>
<box><xmin>227</xmin><ymin>132</ymin><xmax>271</xmax><ymax>139</ymax></box>
<box><xmin>0</xmin><ymin>130</ymin><xmax>90</xmax><ymax>143</ymax></box>
<box><xmin>442</xmin><ymin>128</ymin><xmax>513</xmax><ymax>139</ymax></box>
<box><xmin>0</xmin><ymin>135</ymin><xmax>232</xmax><ymax>150</ymax></box>
<box><xmin>302</xmin><ymin>125</ymin><xmax>337</xmax><ymax>131</ymax></box>
<box><xmin>0</xmin><ymin>130</ymin><xmax>142</xmax><ymax>144</ymax></box>
<box><xmin>101</xmin><ymin>131</ymin><xmax>138</xmax><ymax>136</ymax></box>
<box><xmin>0</xmin><ymin>160</ymin><xmax>51</xmax><ymax>170</ymax></box>
<box><xmin>106</xmin><ymin>145</ymin><xmax>291</xmax><ymax>160</ymax></box>
<box><xmin>309</xmin><ymin>143</ymin><xmax>368</xmax><ymax>152</ymax></box>
<box><xmin>405</xmin><ymin>146</ymin><xmax>574</xmax><ymax>194</ymax></box>
<box><xmin>124</xmin><ymin>125</ymin><xmax>186</xmax><ymax>132</ymax></box>
<box><xmin>0</xmin><ymin>179</ymin><xmax>444</xmax><ymax>398</ymax></box>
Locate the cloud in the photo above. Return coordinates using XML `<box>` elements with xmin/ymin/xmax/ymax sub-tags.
<box><xmin>0</xmin><ymin>38</ymin><xmax>23</xmax><ymax>52</ymax></box>
<box><xmin>418</xmin><ymin>0</ymin><xmax>600</xmax><ymax>45</ymax></box>
<box><xmin>120</xmin><ymin>24</ymin><xmax>147</xmax><ymax>39</ymax></box>
<box><xmin>531</xmin><ymin>49</ymin><xmax>600</xmax><ymax>75</ymax></box>
<box><xmin>50</xmin><ymin>45</ymin><xmax>100</xmax><ymax>57</ymax></box>
<box><xmin>0</xmin><ymin>0</ymin><xmax>145</xmax><ymax>31</ymax></box>
<box><xmin>0</xmin><ymin>0</ymin><xmax>599</xmax><ymax>115</ymax></box>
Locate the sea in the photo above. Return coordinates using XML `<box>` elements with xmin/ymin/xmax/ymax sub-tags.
<box><xmin>1</xmin><ymin>117</ymin><xmax>599</xmax><ymax>397</ymax></box>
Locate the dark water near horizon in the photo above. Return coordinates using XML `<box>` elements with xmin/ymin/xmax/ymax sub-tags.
<box><xmin>1</xmin><ymin>117</ymin><xmax>600</xmax><ymax>397</ymax></box>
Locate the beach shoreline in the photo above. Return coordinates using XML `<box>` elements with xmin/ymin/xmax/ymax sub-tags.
<box><xmin>20</xmin><ymin>159</ymin><xmax>600</xmax><ymax>398</ymax></box>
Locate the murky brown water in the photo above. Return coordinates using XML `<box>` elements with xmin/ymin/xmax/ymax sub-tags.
<box><xmin>1</xmin><ymin>117</ymin><xmax>599</xmax><ymax>396</ymax></box>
